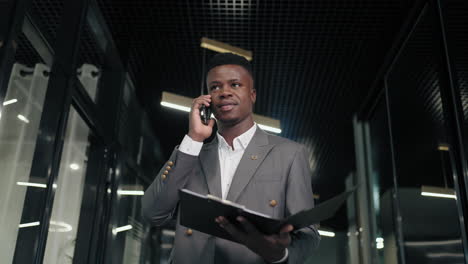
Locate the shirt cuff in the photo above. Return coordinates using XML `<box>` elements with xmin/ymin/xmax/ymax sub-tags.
<box><xmin>179</xmin><ymin>134</ymin><xmax>203</xmax><ymax>156</ymax></box>
<box><xmin>272</xmin><ymin>248</ymin><xmax>288</xmax><ymax>263</ymax></box>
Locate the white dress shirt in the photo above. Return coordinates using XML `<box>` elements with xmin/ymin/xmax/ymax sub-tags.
<box><xmin>178</xmin><ymin>123</ymin><xmax>288</xmax><ymax>263</ymax></box>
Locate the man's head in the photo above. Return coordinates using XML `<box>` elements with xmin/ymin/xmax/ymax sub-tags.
<box><xmin>205</xmin><ymin>53</ymin><xmax>256</xmax><ymax>126</ymax></box>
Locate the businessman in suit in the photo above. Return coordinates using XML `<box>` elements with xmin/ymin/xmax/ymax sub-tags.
<box><xmin>142</xmin><ymin>53</ymin><xmax>320</xmax><ymax>263</ymax></box>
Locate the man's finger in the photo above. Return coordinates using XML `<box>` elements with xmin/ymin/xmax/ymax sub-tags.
<box><xmin>217</xmin><ymin>216</ymin><xmax>246</xmax><ymax>243</ymax></box>
<box><xmin>278</xmin><ymin>224</ymin><xmax>293</xmax><ymax>245</ymax></box>
<box><xmin>279</xmin><ymin>224</ymin><xmax>294</xmax><ymax>235</ymax></box>
<box><xmin>192</xmin><ymin>98</ymin><xmax>211</xmax><ymax>109</ymax></box>
<box><xmin>208</xmin><ymin>118</ymin><xmax>216</xmax><ymax>128</ymax></box>
<box><xmin>237</xmin><ymin>216</ymin><xmax>260</xmax><ymax>235</ymax></box>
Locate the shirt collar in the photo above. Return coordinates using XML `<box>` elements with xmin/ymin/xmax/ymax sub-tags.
<box><xmin>217</xmin><ymin>123</ymin><xmax>257</xmax><ymax>151</ymax></box>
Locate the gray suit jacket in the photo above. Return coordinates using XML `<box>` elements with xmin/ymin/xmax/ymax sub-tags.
<box><xmin>142</xmin><ymin>127</ymin><xmax>320</xmax><ymax>264</ymax></box>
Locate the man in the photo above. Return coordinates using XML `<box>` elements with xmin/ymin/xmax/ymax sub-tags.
<box><xmin>142</xmin><ymin>53</ymin><xmax>320</xmax><ymax>263</ymax></box>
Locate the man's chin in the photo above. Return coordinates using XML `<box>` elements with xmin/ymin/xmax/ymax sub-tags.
<box><xmin>214</xmin><ymin>114</ymin><xmax>239</xmax><ymax>125</ymax></box>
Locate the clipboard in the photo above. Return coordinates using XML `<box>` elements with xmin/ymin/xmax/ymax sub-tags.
<box><xmin>179</xmin><ymin>187</ymin><xmax>356</xmax><ymax>243</ymax></box>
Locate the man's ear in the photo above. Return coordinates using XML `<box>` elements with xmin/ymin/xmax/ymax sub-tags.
<box><xmin>251</xmin><ymin>88</ymin><xmax>256</xmax><ymax>103</ymax></box>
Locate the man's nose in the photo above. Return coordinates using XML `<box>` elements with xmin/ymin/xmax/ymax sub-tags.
<box><xmin>219</xmin><ymin>85</ymin><xmax>233</xmax><ymax>98</ymax></box>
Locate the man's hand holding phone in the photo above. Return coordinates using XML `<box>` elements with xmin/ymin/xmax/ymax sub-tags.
<box><xmin>188</xmin><ymin>95</ymin><xmax>215</xmax><ymax>142</ymax></box>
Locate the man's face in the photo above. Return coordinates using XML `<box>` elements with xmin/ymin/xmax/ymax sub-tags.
<box><xmin>206</xmin><ymin>64</ymin><xmax>256</xmax><ymax>125</ymax></box>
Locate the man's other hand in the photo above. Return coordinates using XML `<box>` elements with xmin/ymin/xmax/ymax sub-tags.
<box><xmin>215</xmin><ymin>216</ymin><xmax>293</xmax><ymax>263</ymax></box>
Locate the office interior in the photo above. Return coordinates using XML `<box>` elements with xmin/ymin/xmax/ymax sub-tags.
<box><xmin>0</xmin><ymin>0</ymin><xmax>467</xmax><ymax>263</ymax></box>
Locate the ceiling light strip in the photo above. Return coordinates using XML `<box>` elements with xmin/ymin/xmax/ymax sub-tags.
<box><xmin>3</xmin><ymin>99</ymin><xmax>18</xmax><ymax>105</ymax></box>
<box><xmin>19</xmin><ymin>221</ymin><xmax>40</xmax><ymax>228</ymax></box>
<box><xmin>117</xmin><ymin>190</ymin><xmax>145</xmax><ymax>196</ymax></box>
<box><xmin>17</xmin><ymin>181</ymin><xmax>47</xmax><ymax>188</ymax></box>
<box><xmin>318</xmin><ymin>229</ymin><xmax>335</xmax><ymax>237</ymax></box>
<box><xmin>421</xmin><ymin>185</ymin><xmax>456</xmax><ymax>199</ymax></box>
<box><xmin>114</xmin><ymin>225</ymin><xmax>132</xmax><ymax>233</ymax></box>
<box><xmin>200</xmin><ymin>37</ymin><xmax>252</xmax><ymax>61</ymax></box>
<box><xmin>421</xmin><ymin>192</ymin><xmax>456</xmax><ymax>199</ymax></box>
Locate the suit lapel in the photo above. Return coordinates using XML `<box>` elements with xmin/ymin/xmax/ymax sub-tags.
<box><xmin>226</xmin><ymin>128</ymin><xmax>274</xmax><ymax>202</ymax></box>
<box><xmin>200</xmin><ymin>138</ymin><xmax>222</xmax><ymax>198</ymax></box>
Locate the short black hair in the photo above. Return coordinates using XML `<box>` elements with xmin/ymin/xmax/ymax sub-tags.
<box><xmin>205</xmin><ymin>53</ymin><xmax>253</xmax><ymax>80</ymax></box>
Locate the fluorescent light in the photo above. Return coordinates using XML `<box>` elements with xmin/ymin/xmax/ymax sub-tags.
<box><xmin>69</xmin><ymin>163</ymin><xmax>80</xmax><ymax>170</ymax></box>
<box><xmin>19</xmin><ymin>221</ymin><xmax>40</xmax><ymax>228</ymax></box>
<box><xmin>421</xmin><ymin>186</ymin><xmax>456</xmax><ymax>199</ymax></box>
<box><xmin>200</xmin><ymin>37</ymin><xmax>252</xmax><ymax>61</ymax></box>
<box><xmin>257</xmin><ymin>124</ymin><xmax>282</xmax><ymax>134</ymax></box>
<box><xmin>113</xmin><ymin>225</ymin><xmax>132</xmax><ymax>234</ymax></box>
<box><xmin>161</xmin><ymin>101</ymin><xmax>191</xmax><ymax>112</ymax></box>
<box><xmin>17</xmin><ymin>181</ymin><xmax>47</xmax><ymax>188</ymax></box>
<box><xmin>376</xmin><ymin>237</ymin><xmax>384</xmax><ymax>249</ymax></box>
<box><xmin>318</xmin><ymin>229</ymin><xmax>335</xmax><ymax>237</ymax></box>
<box><xmin>161</xmin><ymin>91</ymin><xmax>281</xmax><ymax>134</ymax></box>
<box><xmin>438</xmin><ymin>144</ymin><xmax>449</xmax><ymax>151</ymax></box>
<box><xmin>117</xmin><ymin>190</ymin><xmax>145</xmax><ymax>196</ymax></box>
<box><xmin>17</xmin><ymin>114</ymin><xmax>29</xmax><ymax>123</ymax></box>
<box><xmin>421</xmin><ymin>192</ymin><xmax>456</xmax><ymax>199</ymax></box>
<box><xmin>3</xmin><ymin>99</ymin><xmax>18</xmax><ymax>105</ymax></box>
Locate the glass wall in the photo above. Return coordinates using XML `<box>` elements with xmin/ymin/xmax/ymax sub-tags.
<box><xmin>0</xmin><ymin>0</ymin><xmax>61</xmax><ymax>261</ymax></box>
<box><xmin>43</xmin><ymin>107</ymin><xmax>92</xmax><ymax>263</ymax></box>
<box><xmin>354</xmin><ymin>2</ymin><xmax>468</xmax><ymax>264</ymax></box>
<box><xmin>385</xmin><ymin>4</ymin><xmax>464</xmax><ymax>263</ymax></box>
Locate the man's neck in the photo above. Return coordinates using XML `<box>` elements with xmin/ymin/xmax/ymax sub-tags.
<box><xmin>218</xmin><ymin>116</ymin><xmax>255</xmax><ymax>147</ymax></box>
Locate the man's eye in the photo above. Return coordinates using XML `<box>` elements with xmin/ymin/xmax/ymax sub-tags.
<box><xmin>231</xmin><ymin>83</ymin><xmax>240</xmax><ymax>88</ymax></box>
<box><xmin>210</xmin><ymin>85</ymin><xmax>220</xmax><ymax>91</ymax></box>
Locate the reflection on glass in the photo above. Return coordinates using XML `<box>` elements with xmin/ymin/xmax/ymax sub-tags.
<box><xmin>106</xmin><ymin>165</ymin><xmax>149</xmax><ymax>264</ymax></box>
<box><xmin>0</xmin><ymin>63</ymin><xmax>49</xmax><ymax>263</ymax></box>
<box><xmin>43</xmin><ymin>107</ymin><xmax>90</xmax><ymax>264</ymax></box>
<box><xmin>76</xmin><ymin>23</ymin><xmax>104</xmax><ymax>102</ymax></box>
<box><xmin>77</xmin><ymin>63</ymin><xmax>100</xmax><ymax>101</ymax></box>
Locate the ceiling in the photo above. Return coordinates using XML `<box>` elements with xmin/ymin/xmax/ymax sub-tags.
<box><xmin>19</xmin><ymin>0</ymin><xmax>418</xmax><ymax>229</ymax></box>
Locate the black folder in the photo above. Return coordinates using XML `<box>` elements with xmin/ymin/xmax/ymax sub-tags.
<box><xmin>179</xmin><ymin>187</ymin><xmax>356</xmax><ymax>242</ymax></box>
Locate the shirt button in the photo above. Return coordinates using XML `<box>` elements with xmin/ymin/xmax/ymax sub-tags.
<box><xmin>186</xmin><ymin>229</ymin><xmax>193</xmax><ymax>236</ymax></box>
<box><xmin>269</xmin><ymin>200</ymin><xmax>278</xmax><ymax>207</ymax></box>
<box><xmin>168</xmin><ymin>161</ymin><xmax>174</xmax><ymax>166</ymax></box>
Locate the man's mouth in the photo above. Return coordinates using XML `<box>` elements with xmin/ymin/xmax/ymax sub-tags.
<box><xmin>217</xmin><ymin>102</ymin><xmax>237</xmax><ymax>111</ymax></box>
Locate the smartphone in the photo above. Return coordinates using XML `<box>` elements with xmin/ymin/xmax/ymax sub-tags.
<box><xmin>200</xmin><ymin>104</ymin><xmax>211</xmax><ymax>125</ymax></box>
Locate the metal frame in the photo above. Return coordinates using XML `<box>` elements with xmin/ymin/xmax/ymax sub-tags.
<box><xmin>0</xmin><ymin>0</ymin><xmax>33</xmax><ymax>113</ymax></box>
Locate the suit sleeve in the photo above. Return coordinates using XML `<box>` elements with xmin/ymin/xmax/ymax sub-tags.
<box><xmin>285</xmin><ymin>145</ymin><xmax>321</xmax><ymax>263</ymax></box>
<box><xmin>142</xmin><ymin>147</ymin><xmax>198</xmax><ymax>226</ymax></box>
